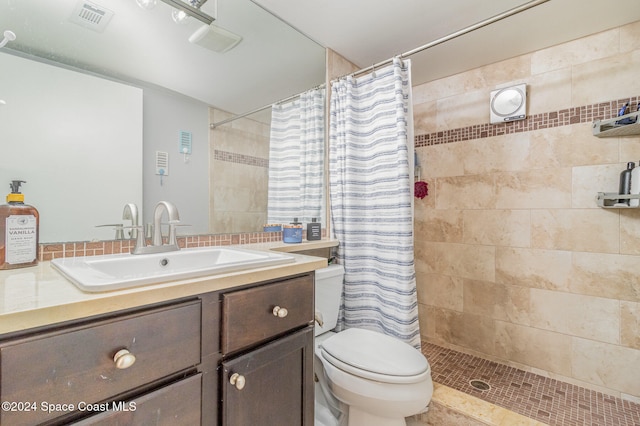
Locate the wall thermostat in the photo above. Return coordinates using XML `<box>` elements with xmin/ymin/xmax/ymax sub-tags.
<box><xmin>490</xmin><ymin>84</ymin><xmax>527</xmax><ymax>124</ymax></box>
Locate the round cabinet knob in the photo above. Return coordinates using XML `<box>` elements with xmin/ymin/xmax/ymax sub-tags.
<box><xmin>272</xmin><ymin>306</ymin><xmax>288</xmax><ymax>318</ymax></box>
<box><xmin>230</xmin><ymin>373</ymin><xmax>246</xmax><ymax>390</ymax></box>
<box><xmin>113</xmin><ymin>349</ymin><xmax>136</xmax><ymax>369</ymax></box>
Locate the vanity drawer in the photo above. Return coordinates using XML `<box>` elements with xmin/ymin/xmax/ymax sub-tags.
<box><xmin>73</xmin><ymin>373</ymin><xmax>202</xmax><ymax>425</ymax></box>
<box><xmin>221</xmin><ymin>274</ymin><xmax>313</xmax><ymax>354</ymax></box>
<box><xmin>0</xmin><ymin>300</ymin><xmax>201</xmax><ymax>426</ymax></box>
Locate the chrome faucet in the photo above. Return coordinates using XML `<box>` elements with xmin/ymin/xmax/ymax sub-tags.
<box><xmin>132</xmin><ymin>201</ymin><xmax>181</xmax><ymax>255</ymax></box>
<box><xmin>122</xmin><ymin>203</ymin><xmax>139</xmax><ymax>239</ymax></box>
<box><xmin>152</xmin><ymin>201</ymin><xmax>180</xmax><ymax>246</ymax></box>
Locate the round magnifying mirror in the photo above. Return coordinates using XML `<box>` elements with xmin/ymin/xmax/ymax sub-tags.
<box><xmin>491</xmin><ymin>87</ymin><xmax>525</xmax><ymax>117</ymax></box>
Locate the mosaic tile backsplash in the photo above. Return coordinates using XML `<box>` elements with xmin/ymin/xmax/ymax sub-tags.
<box><xmin>39</xmin><ymin>231</ymin><xmax>292</xmax><ymax>261</ymax></box>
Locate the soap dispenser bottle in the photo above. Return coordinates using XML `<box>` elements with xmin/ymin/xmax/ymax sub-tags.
<box><xmin>630</xmin><ymin>161</ymin><xmax>640</xmax><ymax>207</ymax></box>
<box><xmin>0</xmin><ymin>180</ymin><xmax>40</xmax><ymax>270</ymax></box>
<box><xmin>619</xmin><ymin>162</ymin><xmax>635</xmax><ymax>205</ymax></box>
<box><xmin>306</xmin><ymin>218</ymin><xmax>321</xmax><ymax>241</ymax></box>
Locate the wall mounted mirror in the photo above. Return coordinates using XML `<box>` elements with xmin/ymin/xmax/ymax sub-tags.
<box><xmin>0</xmin><ymin>0</ymin><xmax>326</xmax><ymax>243</ymax></box>
<box><xmin>489</xmin><ymin>83</ymin><xmax>527</xmax><ymax>124</ymax></box>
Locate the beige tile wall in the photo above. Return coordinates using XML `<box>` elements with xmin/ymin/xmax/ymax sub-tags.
<box><xmin>209</xmin><ymin>108</ymin><xmax>270</xmax><ymax>233</ymax></box>
<box><xmin>414</xmin><ymin>21</ymin><xmax>640</xmax><ymax>400</ymax></box>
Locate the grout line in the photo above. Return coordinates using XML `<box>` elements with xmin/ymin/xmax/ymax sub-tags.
<box><xmin>421</xmin><ymin>341</ymin><xmax>640</xmax><ymax>425</ymax></box>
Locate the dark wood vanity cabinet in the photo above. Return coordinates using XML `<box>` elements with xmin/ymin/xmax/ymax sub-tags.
<box><xmin>0</xmin><ymin>300</ymin><xmax>203</xmax><ymax>426</ymax></box>
<box><xmin>0</xmin><ymin>272</ymin><xmax>315</xmax><ymax>426</ymax></box>
<box><xmin>219</xmin><ymin>274</ymin><xmax>315</xmax><ymax>426</ymax></box>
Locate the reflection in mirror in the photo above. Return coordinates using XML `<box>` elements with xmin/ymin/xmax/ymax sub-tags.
<box><xmin>0</xmin><ymin>52</ymin><xmax>143</xmax><ymax>243</ymax></box>
<box><xmin>210</xmin><ymin>107</ymin><xmax>272</xmax><ymax>234</ymax></box>
<box><xmin>210</xmin><ymin>87</ymin><xmax>326</xmax><ymax>234</ymax></box>
<box><xmin>0</xmin><ymin>0</ymin><xmax>326</xmax><ymax>243</ymax></box>
<box><xmin>266</xmin><ymin>88</ymin><xmax>325</xmax><ymax>226</ymax></box>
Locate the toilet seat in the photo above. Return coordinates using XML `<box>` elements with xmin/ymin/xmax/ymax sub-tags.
<box><xmin>319</xmin><ymin>328</ymin><xmax>430</xmax><ymax>385</ymax></box>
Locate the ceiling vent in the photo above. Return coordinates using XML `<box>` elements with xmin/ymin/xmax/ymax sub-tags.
<box><xmin>189</xmin><ymin>24</ymin><xmax>242</xmax><ymax>53</ymax></box>
<box><xmin>69</xmin><ymin>0</ymin><xmax>114</xmax><ymax>33</ymax></box>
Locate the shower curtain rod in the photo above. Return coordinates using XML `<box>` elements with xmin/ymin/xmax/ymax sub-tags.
<box><xmin>210</xmin><ymin>0</ymin><xmax>548</xmax><ymax>129</ymax></box>
<box><xmin>209</xmin><ymin>83</ymin><xmax>325</xmax><ymax>129</ymax></box>
<box><xmin>341</xmin><ymin>0</ymin><xmax>550</xmax><ymax>81</ymax></box>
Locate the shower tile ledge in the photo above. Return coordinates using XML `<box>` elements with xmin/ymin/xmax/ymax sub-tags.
<box><xmin>408</xmin><ymin>383</ymin><xmax>548</xmax><ymax>426</ymax></box>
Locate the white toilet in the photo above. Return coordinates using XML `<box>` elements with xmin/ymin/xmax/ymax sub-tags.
<box><xmin>314</xmin><ymin>264</ymin><xmax>433</xmax><ymax>426</ymax></box>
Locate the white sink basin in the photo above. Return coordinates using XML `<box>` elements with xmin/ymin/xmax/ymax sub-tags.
<box><xmin>51</xmin><ymin>247</ymin><xmax>296</xmax><ymax>292</ymax></box>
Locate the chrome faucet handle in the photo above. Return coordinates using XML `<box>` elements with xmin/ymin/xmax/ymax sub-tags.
<box><xmin>145</xmin><ymin>223</ymin><xmax>154</xmax><ymax>240</ymax></box>
<box><xmin>167</xmin><ymin>221</ymin><xmax>178</xmax><ymax>246</ymax></box>
<box><xmin>122</xmin><ymin>203</ymin><xmax>139</xmax><ymax>239</ymax></box>
<box><xmin>122</xmin><ymin>225</ymin><xmax>143</xmax><ymax>241</ymax></box>
<box><xmin>147</xmin><ymin>221</ymin><xmax>185</xmax><ymax>248</ymax></box>
<box><xmin>162</xmin><ymin>221</ymin><xmax>191</xmax><ymax>227</ymax></box>
<box><xmin>126</xmin><ymin>225</ymin><xmax>148</xmax><ymax>255</ymax></box>
<box><xmin>170</xmin><ymin>223</ymin><xmax>191</xmax><ymax>230</ymax></box>
<box><xmin>166</xmin><ymin>220</ymin><xmax>190</xmax><ymax>246</ymax></box>
<box><xmin>127</xmin><ymin>227</ymin><xmax>138</xmax><ymax>239</ymax></box>
<box><xmin>96</xmin><ymin>224</ymin><xmax>125</xmax><ymax>240</ymax></box>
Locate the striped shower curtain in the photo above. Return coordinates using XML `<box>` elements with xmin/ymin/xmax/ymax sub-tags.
<box><xmin>329</xmin><ymin>58</ymin><xmax>420</xmax><ymax>348</ymax></box>
<box><xmin>267</xmin><ymin>88</ymin><xmax>325</xmax><ymax>225</ymax></box>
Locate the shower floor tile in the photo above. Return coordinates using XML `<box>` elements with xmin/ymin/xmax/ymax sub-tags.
<box><xmin>421</xmin><ymin>342</ymin><xmax>640</xmax><ymax>426</ymax></box>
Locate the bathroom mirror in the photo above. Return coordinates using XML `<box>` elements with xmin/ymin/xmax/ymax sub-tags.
<box><xmin>0</xmin><ymin>0</ymin><xmax>326</xmax><ymax>243</ymax></box>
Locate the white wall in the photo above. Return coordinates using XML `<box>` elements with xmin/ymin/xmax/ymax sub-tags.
<box><xmin>0</xmin><ymin>53</ymin><xmax>142</xmax><ymax>243</ymax></box>
<box><xmin>142</xmin><ymin>88</ymin><xmax>210</xmax><ymax>235</ymax></box>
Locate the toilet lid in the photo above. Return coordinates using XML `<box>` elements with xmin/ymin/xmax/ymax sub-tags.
<box><xmin>320</xmin><ymin>328</ymin><xmax>430</xmax><ymax>383</ymax></box>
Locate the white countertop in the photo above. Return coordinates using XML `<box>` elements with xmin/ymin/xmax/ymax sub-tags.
<box><xmin>0</xmin><ymin>239</ymin><xmax>337</xmax><ymax>335</ymax></box>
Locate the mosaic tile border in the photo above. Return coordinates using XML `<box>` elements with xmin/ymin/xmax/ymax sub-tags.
<box><xmin>422</xmin><ymin>342</ymin><xmax>640</xmax><ymax>426</ymax></box>
<box><xmin>414</xmin><ymin>96</ymin><xmax>640</xmax><ymax>147</ymax></box>
<box><xmin>213</xmin><ymin>149</ymin><xmax>269</xmax><ymax>168</ymax></box>
<box><xmin>39</xmin><ymin>230</ymin><xmax>290</xmax><ymax>261</ymax></box>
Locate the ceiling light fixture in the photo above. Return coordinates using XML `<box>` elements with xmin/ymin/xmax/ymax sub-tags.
<box><xmin>159</xmin><ymin>0</ymin><xmax>215</xmax><ymax>25</ymax></box>
<box><xmin>171</xmin><ymin>9</ymin><xmax>189</xmax><ymax>24</ymax></box>
<box><xmin>0</xmin><ymin>30</ymin><xmax>16</xmax><ymax>49</ymax></box>
<box><xmin>135</xmin><ymin>0</ymin><xmax>157</xmax><ymax>10</ymax></box>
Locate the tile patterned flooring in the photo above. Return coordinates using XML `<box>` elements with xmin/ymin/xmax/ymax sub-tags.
<box><xmin>421</xmin><ymin>342</ymin><xmax>640</xmax><ymax>426</ymax></box>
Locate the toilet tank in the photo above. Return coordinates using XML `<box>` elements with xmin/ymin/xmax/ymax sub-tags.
<box><xmin>314</xmin><ymin>264</ymin><xmax>345</xmax><ymax>337</ymax></box>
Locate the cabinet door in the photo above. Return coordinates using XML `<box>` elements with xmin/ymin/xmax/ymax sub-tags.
<box><xmin>221</xmin><ymin>326</ymin><xmax>314</xmax><ymax>426</ymax></box>
<box><xmin>71</xmin><ymin>374</ymin><xmax>201</xmax><ymax>426</ymax></box>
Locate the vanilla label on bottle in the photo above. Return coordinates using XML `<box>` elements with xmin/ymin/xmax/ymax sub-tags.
<box><xmin>5</xmin><ymin>215</ymin><xmax>37</xmax><ymax>264</ymax></box>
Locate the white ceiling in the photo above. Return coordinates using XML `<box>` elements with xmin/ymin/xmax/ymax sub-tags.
<box><xmin>3</xmin><ymin>0</ymin><xmax>640</xmax><ymax>116</ymax></box>
<box><xmin>255</xmin><ymin>0</ymin><xmax>640</xmax><ymax>87</ymax></box>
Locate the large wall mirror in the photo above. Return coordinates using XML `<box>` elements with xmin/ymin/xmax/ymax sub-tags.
<box><xmin>0</xmin><ymin>0</ymin><xmax>326</xmax><ymax>243</ymax></box>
